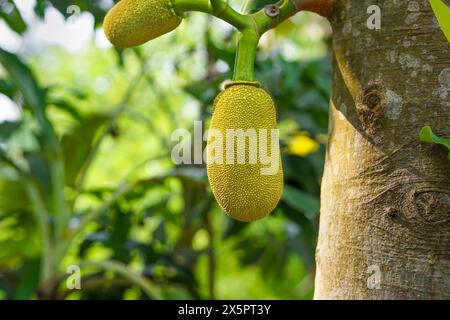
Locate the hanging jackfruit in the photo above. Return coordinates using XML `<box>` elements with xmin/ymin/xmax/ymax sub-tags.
<box><xmin>206</xmin><ymin>83</ymin><xmax>283</xmax><ymax>222</ymax></box>
<box><xmin>103</xmin><ymin>0</ymin><xmax>182</xmax><ymax>48</ymax></box>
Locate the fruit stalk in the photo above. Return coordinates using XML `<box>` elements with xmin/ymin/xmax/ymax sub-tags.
<box><xmin>171</xmin><ymin>0</ymin><xmax>334</xmax><ymax>81</ymax></box>
<box><xmin>172</xmin><ymin>0</ymin><xmax>252</xmax><ymax>30</ymax></box>
<box><xmin>171</xmin><ymin>0</ymin><xmax>212</xmax><ymax>15</ymax></box>
<box><xmin>233</xmin><ymin>29</ymin><xmax>258</xmax><ymax>81</ymax></box>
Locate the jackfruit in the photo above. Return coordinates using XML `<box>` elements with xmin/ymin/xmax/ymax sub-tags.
<box><xmin>103</xmin><ymin>0</ymin><xmax>182</xmax><ymax>48</ymax></box>
<box><xmin>206</xmin><ymin>83</ymin><xmax>283</xmax><ymax>222</ymax></box>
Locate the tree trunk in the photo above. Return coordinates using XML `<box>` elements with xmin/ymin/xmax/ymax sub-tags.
<box><xmin>314</xmin><ymin>0</ymin><xmax>450</xmax><ymax>299</ymax></box>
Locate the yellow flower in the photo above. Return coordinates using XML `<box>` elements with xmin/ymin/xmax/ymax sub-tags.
<box><xmin>286</xmin><ymin>134</ymin><xmax>320</xmax><ymax>157</ymax></box>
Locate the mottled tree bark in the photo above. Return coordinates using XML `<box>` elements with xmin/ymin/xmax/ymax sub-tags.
<box><xmin>314</xmin><ymin>0</ymin><xmax>450</xmax><ymax>299</ymax></box>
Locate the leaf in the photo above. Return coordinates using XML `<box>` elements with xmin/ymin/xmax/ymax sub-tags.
<box><xmin>66</xmin><ymin>87</ymin><xmax>88</xmax><ymax>100</ymax></box>
<box><xmin>0</xmin><ymin>78</ymin><xmax>16</xmax><ymax>97</ymax></box>
<box><xmin>2</xmin><ymin>114</ymin><xmax>41</xmax><ymax>154</ymax></box>
<box><xmin>13</xmin><ymin>258</ymin><xmax>40</xmax><ymax>299</ymax></box>
<box><xmin>61</xmin><ymin>114</ymin><xmax>109</xmax><ymax>186</ymax></box>
<box><xmin>281</xmin><ymin>184</ymin><xmax>320</xmax><ymax>219</ymax></box>
<box><xmin>81</xmin><ymin>260</ymin><xmax>162</xmax><ymax>299</ymax></box>
<box><xmin>0</xmin><ymin>121</ymin><xmax>21</xmax><ymax>142</ymax></box>
<box><xmin>0</xmin><ymin>47</ymin><xmax>57</xmax><ymax>149</ymax></box>
<box><xmin>24</xmin><ymin>153</ymin><xmax>51</xmax><ymax>193</ymax></box>
<box><xmin>419</xmin><ymin>126</ymin><xmax>450</xmax><ymax>160</ymax></box>
<box><xmin>48</xmin><ymin>97</ymin><xmax>84</xmax><ymax>123</ymax></box>
<box><xmin>429</xmin><ymin>0</ymin><xmax>450</xmax><ymax>43</ymax></box>
<box><xmin>153</xmin><ymin>220</ymin><xmax>167</xmax><ymax>244</ymax></box>
<box><xmin>0</xmin><ymin>178</ymin><xmax>28</xmax><ymax>213</ymax></box>
<box><xmin>108</xmin><ymin>208</ymin><xmax>131</xmax><ymax>262</ymax></box>
<box><xmin>0</xmin><ymin>48</ymin><xmax>45</xmax><ymax>112</ymax></box>
<box><xmin>0</xmin><ymin>0</ymin><xmax>27</xmax><ymax>34</ymax></box>
<box><xmin>33</xmin><ymin>0</ymin><xmax>48</xmax><ymax>18</ymax></box>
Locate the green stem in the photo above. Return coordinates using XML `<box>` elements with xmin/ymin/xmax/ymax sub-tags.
<box><xmin>0</xmin><ymin>151</ymin><xmax>53</xmax><ymax>285</ymax></box>
<box><xmin>233</xmin><ymin>29</ymin><xmax>259</xmax><ymax>81</ymax></box>
<box><xmin>252</xmin><ymin>0</ymin><xmax>296</xmax><ymax>35</ymax></box>
<box><xmin>210</xmin><ymin>0</ymin><xmax>251</xmax><ymax>30</ymax></box>
<box><xmin>25</xmin><ymin>180</ymin><xmax>52</xmax><ymax>285</ymax></box>
<box><xmin>172</xmin><ymin>0</ymin><xmax>252</xmax><ymax>30</ymax></box>
<box><xmin>172</xmin><ymin>0</ymin><xmax>333</xmax><ymax>82</ymax></box>
<box><xmin>172</xmin><ymin>0</ymin><xmax>212</xmax><ymax>15</ymax></box>
<box><xmin>52</xmin><ymin>152</ymin><xmax>70</xmax><ymax>240</ymax></box>
<box><xmin>79</xmin><ymin>260</ymin><xmax>162</xmax><ymax>299</ymax></box>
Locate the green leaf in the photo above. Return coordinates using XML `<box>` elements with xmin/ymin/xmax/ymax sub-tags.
<box><xmin>0</xmin><ymin>121</ymin><xmax>21</xmax><ymax>142</ymax></box>
<box><xmin>419</xmin><ymin>126</ymin><xmax>450</xmax><ymax>160</ymax></box>
<box><xmin>61</xmin><ymin>114</ymin><xmax>109</xmax><ymax>186</ymax></box>
<box><xmin>0</xmin><ymin>0</ymin><xmax>27</xmax><ymax>34</ymax></box>
<box><xmin>0</xmin><ymin>48</ymin><xmax>45</xmax><ymax>112</ymax></box>
<box><xmin>429</xmin><ymin>0</ymin><xmax>450</xmax><ymax>43</ymax></box>
<box><xmin>48</xmin><ymin>97</ymin><xmax>84</xmax><ymax>123</ymax></box>
<box><xmin>24</xmin><ymin>153</ymin><xmax>51</xmax><ymax>193</ymax></box>
<box><xmin>419</xmin><ymin>126</ymin><xmax>434</xmax><ymax>142</ymax></box>
<box><xmin>0</xmin><ymin>178</ymin><xmax>28</xmax><ymax>213</ymax></box>
<box><xmin>0</xmin><ymin>47</ymin><xmax>57</xmax><ymax>149</ymax></box>
<box><xmin>282</xmin><ymin>184</ymin><xmax>320</xmax><ymax>219</ymax></box>
<box><xmin>0</xmin><ymin>78</ymin><xmax>16</xmax><ymax>97</ymax></box>
<box><xmin>13</xmin><ymin>258</ymin><xmax>40</xmax><ymax>299</ymax></box>
<box><xmin>33</xmin><ymin>0</ymin><xmax>48</xmax><ymax>18</ymax></box>
<box><xmin>108</xmin><ymin>208</ymin><xmax>131</xmax><ymax>262</ymax></box>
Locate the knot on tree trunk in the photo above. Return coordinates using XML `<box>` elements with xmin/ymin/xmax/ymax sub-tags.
<box><xmin>356</xmin><ymin>81</ymin><xmax>385</xmax><ymax>135</ymax></box>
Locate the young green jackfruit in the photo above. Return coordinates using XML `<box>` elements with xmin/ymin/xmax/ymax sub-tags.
<box><xmin>103</xmin><ymin>0</ymin><xmax>182</xmax><ymax>48</ymax></box>
<box><xmin>207</xmin><ymin>83</ymin><xmax>283</xmax><ymax>222</ymax></box>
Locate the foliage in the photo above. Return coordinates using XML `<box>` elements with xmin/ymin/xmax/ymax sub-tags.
<box><xmin>0</xmin><ymin>0</ymin><xmax>331</xmax><ymax>299</ymax></box>
<box><xmin>419</xmin><ymin>126</ymin><xmax>450</xmax><ymax>161</ymax></box>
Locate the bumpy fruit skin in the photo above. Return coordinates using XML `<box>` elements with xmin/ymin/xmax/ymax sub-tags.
<box><xmin>207</xmin><ymin>84</ymin><xmax>283</xmax><ymax>222</ymax></box>
<box><xmin>103</xmin><ymin>0</ymin><xmax>182</xmax><ymax>48</ymax></box>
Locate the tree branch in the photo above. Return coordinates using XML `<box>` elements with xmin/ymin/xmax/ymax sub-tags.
<box><xmin>79</xmin><ymin>260</ymin><xmax>162</xmax><ymax>299</ymax></box>
<box><xmin>172</xmin><ymin>0</ymin><xmax>334</xmax><ymax>81</ymax></box>
<box><xmin>173</xmin><ymin>0</ymin><xmax>252</xmax><ymax>30</ymax></box>
<box><xmin>25</xmin><ymin>180</ymin><xmax>52</xmax><ymax>285</ymax></box>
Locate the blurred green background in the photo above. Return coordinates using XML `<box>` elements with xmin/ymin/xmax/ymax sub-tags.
<box><xmin>0</xmin><ymin>0</ymin><xmax>331</xmax><ymax>299</ymax></box>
